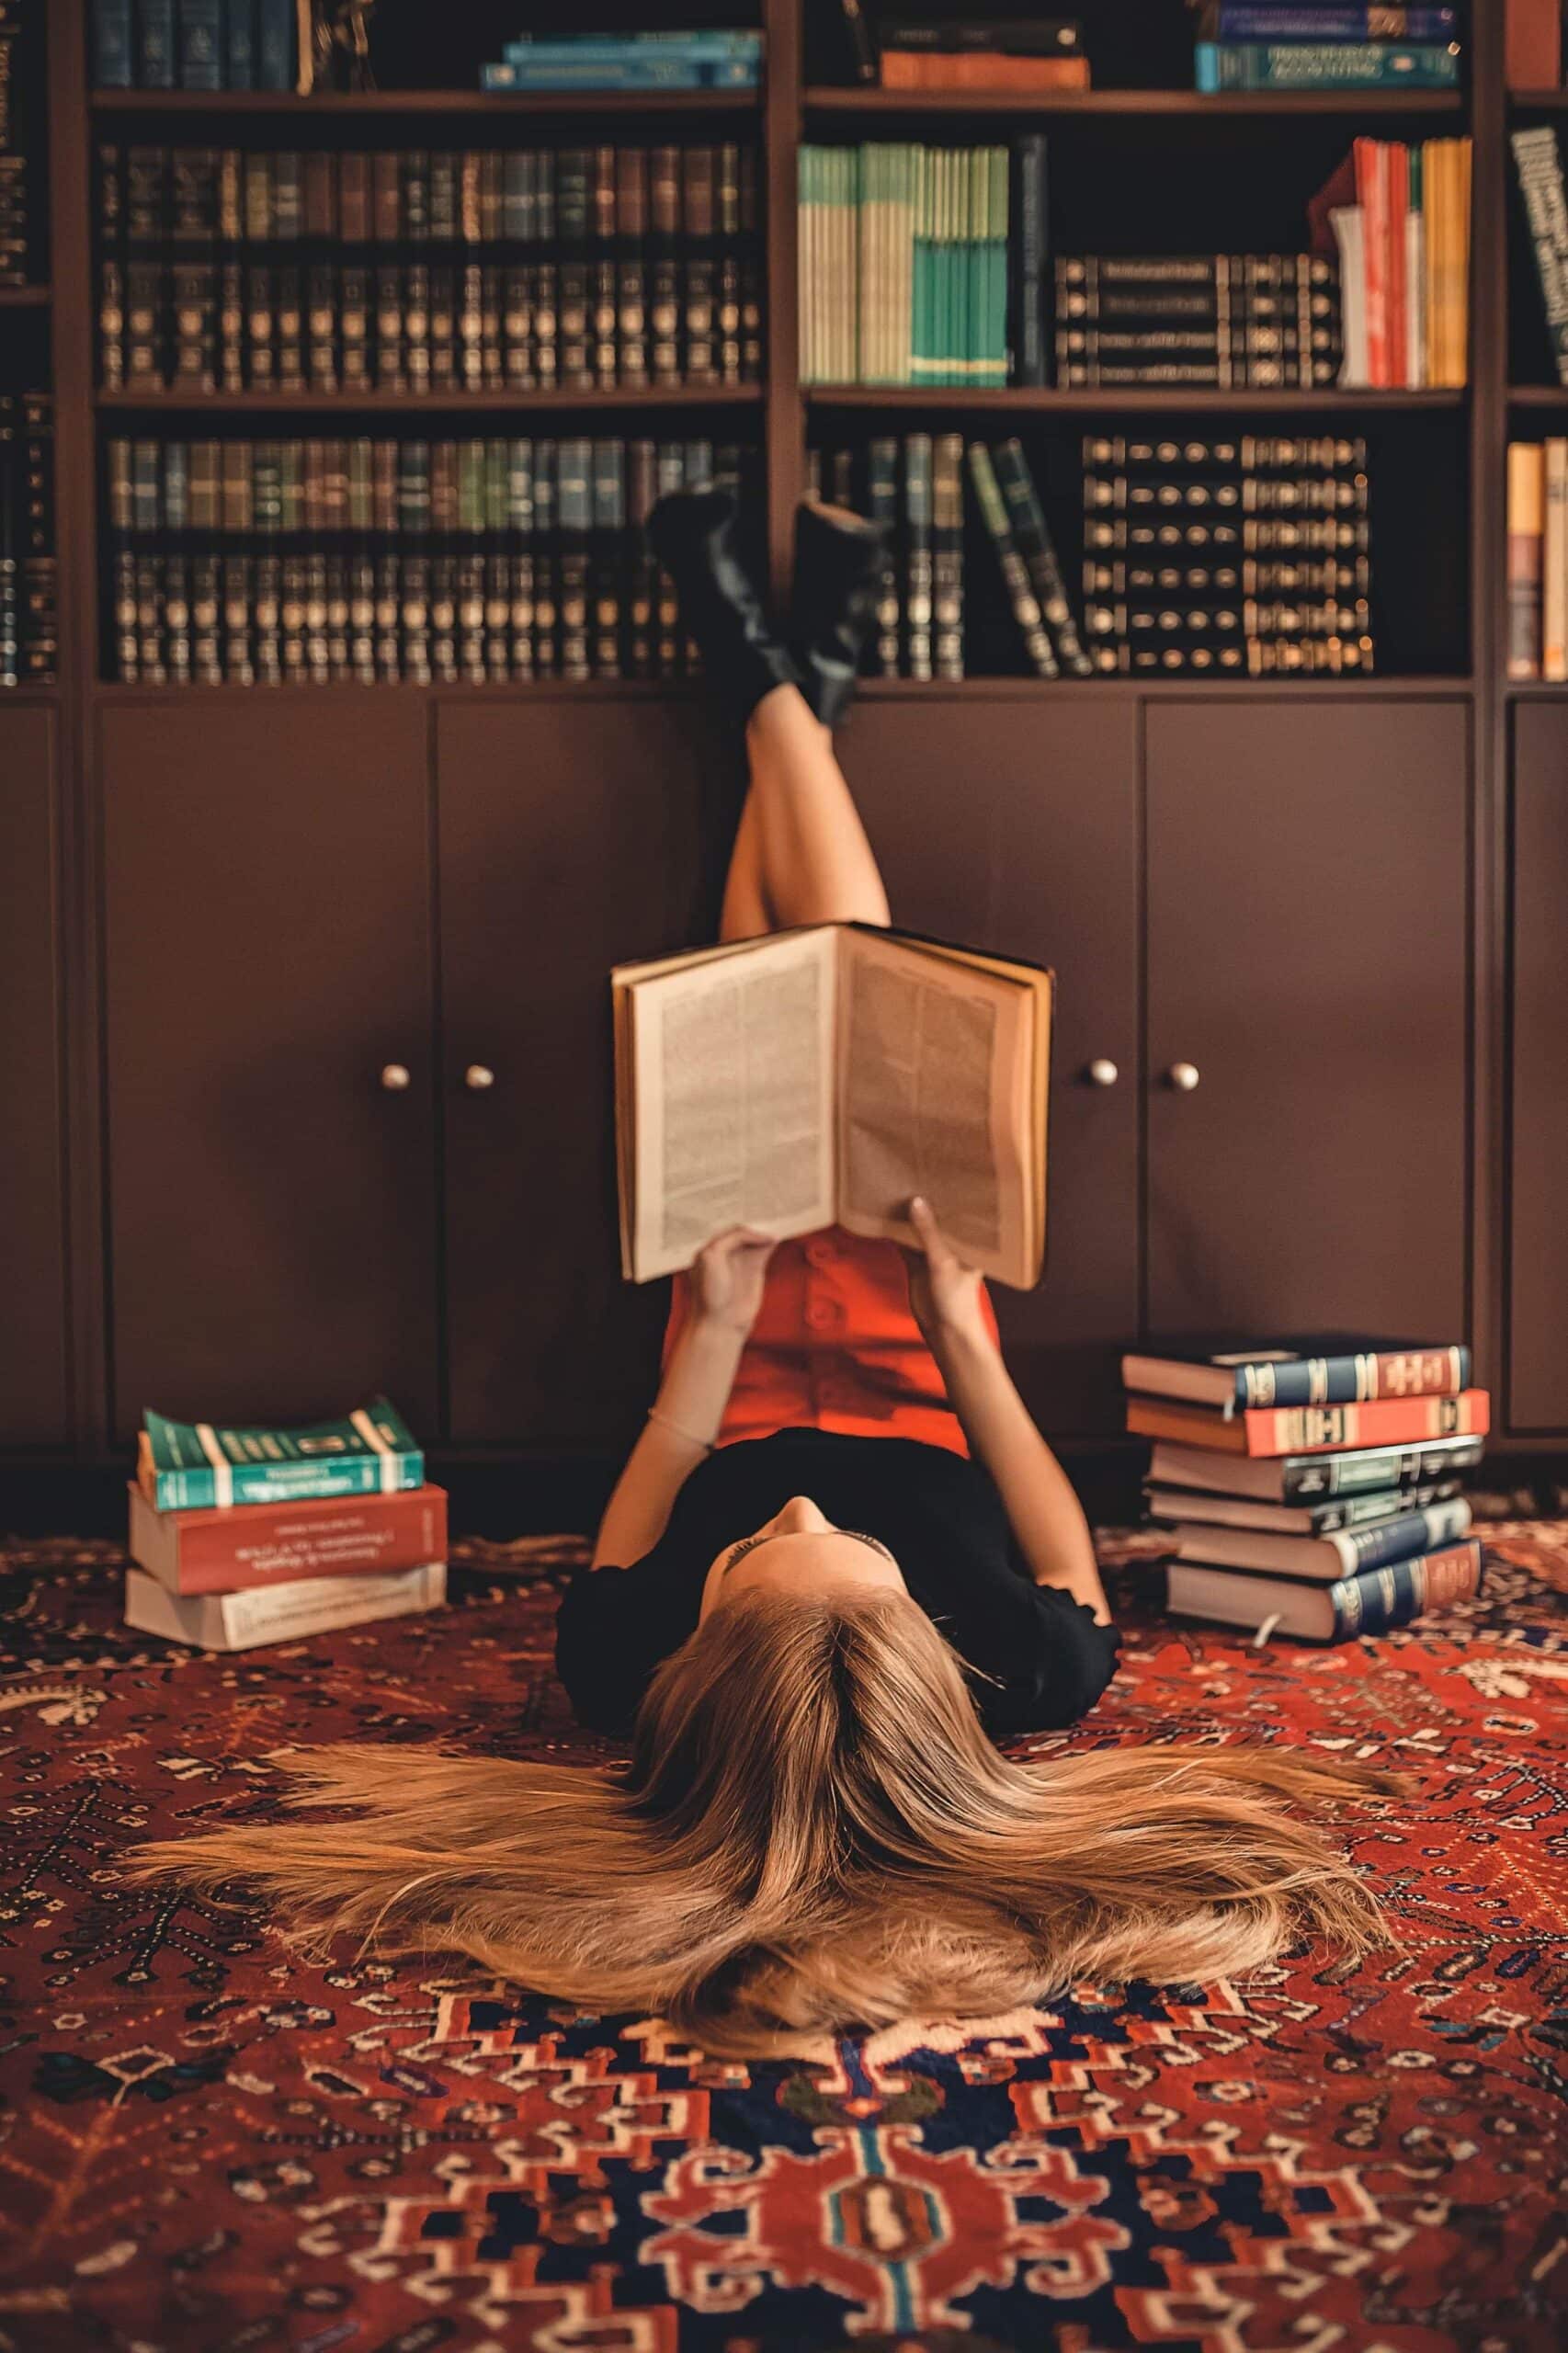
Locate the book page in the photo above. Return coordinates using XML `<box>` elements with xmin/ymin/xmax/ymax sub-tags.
<box><xmin>836</xmin><ymin>930</ymin><xmax>1035</xmax><ymax>1284</ymax></box>
<box><xmin>627</xmin><ymin>930</ymin><xmax>837</xmax><ymax>1279</ymax></box>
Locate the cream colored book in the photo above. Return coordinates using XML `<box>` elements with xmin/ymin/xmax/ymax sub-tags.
<box><xmin>123</xmin><ymin>1560</ymin><xmax>447</xmax><ymax>1651</ymax></box>
<box><xmin>612</xmin><ymin>921</ymin><xmax>1052</xmax><ymax>1287</ymax></box>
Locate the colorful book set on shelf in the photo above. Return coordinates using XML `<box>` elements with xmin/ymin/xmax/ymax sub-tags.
<box><xmin>92</xmin><ymin>0</ymin><xmax>301</xmax><ymax>92</ymax></box>
<box><xmin>482</xmin><ymin>29</ymin><xmax>763</xmax><ymax>95</ymax></box>
<box><xmin>1312</xmin><ymin>134</ymin><xmax>1471</xmax><ymax>386</ymax></box>
<box><xmin>103</xmin><ymin>432</ymin><xmax>753</xmax><ymax>686</ymax></box>
<box><xmin>97</xmin><ymin>140</ymin><xmax>762</xmax><ymax>397</ymax></box>
<box><xmin>0</xmin><ymin>389</ymin><xmax>54</xmax><ymax>686</ymax></box>
<box><xmin>1129</xmin><ymin>1338</ymin><xmax>1488</xmax><ymax>1643</ymax></box>
<box><xmin>1082</xmin><ymin>432</ymin><xmax>1374</xmax><ymax>676</ymax></box>
<box><xmin>126</xmin><ymin>1399</ymin><xmax>448</xmax><ymax>1651</ymax></box>
<box><xmin>1506</xmin><ymin>436</ymin><xmax>1568</xmax><ymax>680</ymax></box>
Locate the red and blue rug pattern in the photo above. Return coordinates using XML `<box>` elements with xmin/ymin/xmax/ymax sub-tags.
<box><xmin>1</xmin><ymin>1524</ymin><xmax>1564</xmax><ymax>2353</ymax></box>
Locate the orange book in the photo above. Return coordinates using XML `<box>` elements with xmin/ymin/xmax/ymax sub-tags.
<box><xmin>879</xmin><ymin>53</ymin><xmax>1090</xmax><ymax>91</ymax></box>
<box><xmin>1126</xmin><ymin>1391</ymin><xmax>1490</xmax><ymax>1460</ymax></box>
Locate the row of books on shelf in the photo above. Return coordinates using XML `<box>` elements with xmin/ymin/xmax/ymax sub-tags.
<box><xmin>1130</xmin><ymin>1337</ymin><xmax>1487</xmax><ymax>1642</ymax></box>
<box><xmin>104</xmin><ymin>434</ymin><xmax>748</xmax><ymax>686</ymax></box>
<box><xmin>0</xmin><ymin>391</ymin><xmax>55</xmax><ymax>687</ymax></box>
<box><xmin>481</xmin><ymin>29</ymin><xmax>763</xmax><ymax>95</ymax></box>
<box><xmin>125</xmin><ymin>1399</ymin><xmax>447</xmax><ymax>1651</ymax></box>
<box><xmin>1512</xmin><ymin>127</ymin><xmax>1568</xmax><ymax>390</ymax></box>
<box><xmin>1506</xmin><ymin>437</ymin><xmax>1568</xmax><ymax>680</ymax></box>
<box><xmin>100</xmin><ymin>141</ymin><xmax>762</xmax><ymax>394</ymax></box>
<box><xmin>797</xmin><ymin>136</ymin><xmax>1469</xmax><ymax>390</ymax></box>
<box><xmin>92</xmin><ymin>0</ymin><xmax>332</xmax><ymax>93</ymax></box>
<box><xmin>0</xmin><ymin>0</ymin><xmax>44</xmax><ymax>288</ymax></box>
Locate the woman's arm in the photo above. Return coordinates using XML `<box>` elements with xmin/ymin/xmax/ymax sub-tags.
<box><xmin>590</xmin><ymin>1227</ymin><xmax>777</xmax><ymax>1570</ymax></box>
<box><xmin>904</xmin><ymin>1198</ymin><xmax>1111</xmax><ymax>1624</ymax></box>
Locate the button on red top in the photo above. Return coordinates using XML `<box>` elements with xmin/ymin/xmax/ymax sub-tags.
<box><xmin>805</xmin><ymin>1300</ymin><xmax>842</xmax><ymax>1333</ymax></box>
<box><xmin>804</xmin><ymin>1237</ymin><xmax>837</xmax><ymax>1268</ymax></box>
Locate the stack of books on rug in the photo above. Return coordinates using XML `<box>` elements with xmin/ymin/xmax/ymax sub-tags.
<box><xmin>1126</xmin><ymin>1339</ymin><xmax>1489</xmax><ymax>1642</ymax></box>
<box><xmin>124</xmin><ymin>1398</ymin><xmax>447</xmax><ymax>1652</ymax></box>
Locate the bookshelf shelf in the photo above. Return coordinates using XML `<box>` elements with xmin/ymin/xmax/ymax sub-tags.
<box><xmin>805</xmin><ymin>386</ymin><xmax>1467</xmax><ymax>415</ymax></box>
<box><xmin>804</xmin><ymin>86</ymin><xmax>1466</xmax><ymax>119</ymax></box>
<box><xmin>87</xmin><ymin>87</ymin><xmax>761</xmax><ymax>117</ymax></box>
<box><xmin>0</xmin><ymin>286</ymin><xmax>50</xmax><ymax>306</ymax></box>
<box><xmin>95</xmin><ymin>386</ymin><xmax>766</xmax><ymax>415</ymax></box>
<box><xmin>855</xmin><ymin>675</ymin><xmax>1471</xmax><ymax>700</ymax></box>
<box><xmin>1508</xmin><ymin>384</ymin><xmax>1568</xmax><ymax>405</ymax></box>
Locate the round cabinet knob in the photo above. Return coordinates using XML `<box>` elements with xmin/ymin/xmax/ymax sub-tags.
<box><xmin>1165</xmin><ymin>1060</ymin><xmax>1201</xmax><ymax>1094</ymax></box>
<box><xmin>1085</xmin><ymin>1057</ymin><xmax>1119</xmax><ymax>1089</ymax></box>
<box><xmin>380</xmin><ymin>1063</ymin><xmax>412</xmax><ymax>1092</ymax></box>
<box><xmin>464</xmin><ymin>1063</ymin><xmax>496</xmax><ymax>1092</ymax></box>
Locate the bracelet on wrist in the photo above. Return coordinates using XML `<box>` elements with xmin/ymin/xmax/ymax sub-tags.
<box><xmin>646</xmin><ymin>1406</ymin><xmax>714</xmax><ymax>1455</ymax></box>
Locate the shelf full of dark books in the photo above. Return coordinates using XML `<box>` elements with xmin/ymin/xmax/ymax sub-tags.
<box><xmin>2</xmin><ymin>391</ymin><xmax>55</xmax><ymax>687</ymax></box>
<box><xmin>98</xmin><ymin>142</ymin><xmax>763</xmax><ymax>397</ymax></box>
<box><xmin>0</xmin><ymin>0</ymin><xmax>45</xmax><ymax>290</ymax></box>
<box><xmin>103</xmin><ymin>434</ymin><xmax>754</xmax><ymax>687</ymax></box>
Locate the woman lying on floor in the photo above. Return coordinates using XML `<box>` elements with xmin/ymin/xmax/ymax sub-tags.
<box><xmin>136</xmin><ymin>490</ymin><xmax>1398</xmax><ymax>2058</ymax></box>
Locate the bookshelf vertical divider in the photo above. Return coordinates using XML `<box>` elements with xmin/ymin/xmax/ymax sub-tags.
<box><xmin>763</xmin><ymin>0</ymin><xmax>804</xmax><ymax>602</ymax></box>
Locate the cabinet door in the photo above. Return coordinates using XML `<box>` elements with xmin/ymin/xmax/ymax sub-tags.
<box><xmin>0</xmin><ymin>709</ymin><xmax>69</xmax><ymax>1444</ymax></box>
<box><xmin>438</xmin><ymin>699</ymin><xmax>720</xmax><ymax>1448</ymax></box>
<box><xmin>843</xmin><ymin>699</ymin><xmax>1140</xmax><ymax>1434</ymax></box>
<box><xmin>1509</xmin><ymin>705</ymin><xmax>1568</xmax><ymax>1430</ymax></box>
<box><xmin>102</xmin><ymin>700</ymin><xmax>437</xmax><ymax>1439</ymax></box>
<box><xmin>1146</xmin><ymin>701</ymin><xmax>1469</xmax><ymax>1345</ymax></box>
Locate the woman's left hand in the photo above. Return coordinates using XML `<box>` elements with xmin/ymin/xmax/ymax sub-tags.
<box><xmin>691</xmin><ymin>1226</ymin><xmax>778</xmax><ymax>1336</ymax></box>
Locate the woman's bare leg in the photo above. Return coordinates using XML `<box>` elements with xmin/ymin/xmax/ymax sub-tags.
<box><xmin>718</xmin><ymin>680</ymin><xmax>890</xmax><ymax>938</ymax></box>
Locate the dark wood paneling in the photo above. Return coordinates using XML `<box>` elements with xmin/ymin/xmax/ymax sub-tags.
<box><xmin>437</xmin><ymin>699</ymin><xmax>721</xmax><ymax>1448</ymax></box>
<box><xmin>1508</xmin><ymin>705</ymin><xmax>1568</xmax><ymax>1430</ymax></box>
<box><xmin>842</xmin><ymin>699</ymin><xmax>1141</xmax><ymax>1433</ymax></box>
<box><xmin>0</xmin><ymin>710</ymin><xmax>69</xmax><ymax>1445</ymax></box>
<box><xmin>1146</xmin><ymin>700</ymin><xmax>1470</xmax><ymax>1344</ymax></box>
<box><xmin>101</xmin><ymin>699</ymin><xmax>437</xmax><ymax>1438</ymax></box>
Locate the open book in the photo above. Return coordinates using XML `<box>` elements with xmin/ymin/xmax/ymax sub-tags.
<box><xmin>612</xmin><ymin>922</ymin><xmax>1052</xmax><ymax>1288</ymax></box>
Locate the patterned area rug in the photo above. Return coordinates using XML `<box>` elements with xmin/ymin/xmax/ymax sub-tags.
<box><xmin>1</xmin><ymin>1524</ymin><xmax>1565</xmax><ymax>2353</ymax></box>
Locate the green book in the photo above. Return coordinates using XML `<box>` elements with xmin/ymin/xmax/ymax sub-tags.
<box><xmin>140</xmin><ymin>1397</ymin><xmax>424</xmax><ymax>1511</ymax></box>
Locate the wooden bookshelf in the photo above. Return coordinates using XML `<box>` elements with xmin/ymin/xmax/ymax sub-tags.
<box><xmin>95</xmin><ymin>385</ymin><xmax>767</xmax><ymax>414</ymax></box>
<box><xmin>804</xmin><ymin>386</ymin><xmax>1468</xmax><ymax>414</ymax></box>
<box><xmin>804</xmin><ymin>86</ymin><xmax>1465</xmax><ymax>118</ymax></box>
<box><xmin>88</xmin><ymin>87</ymin><xmax>762</xmax><ymax>116</ymax></box>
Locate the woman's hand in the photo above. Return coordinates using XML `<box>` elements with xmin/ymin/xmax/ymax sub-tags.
<box><xmin>691</xmin><ymin>1225</ymin><xmax>778</xmax><ymax>1336</ymax></box>
<box><xmin>902</xmin><ymin>1196</ymin><xmax>989</xmax><ymax>1347</ymax></box>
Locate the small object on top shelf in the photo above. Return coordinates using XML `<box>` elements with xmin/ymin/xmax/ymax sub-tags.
<box><xmin>1081</xmin><ymin>430</ymin><xmax>1374</xmax><ymax>677</ymax></box>
<box><xmin>1511</xmin><ymin>127</ymin><xmax>1568</xmax><ymax>389</ymax></box>
<box><xmin>92</xmin><ymin>0</ymin><xmax>301</xmax><ymax>92</ymax></box>
<box><xmin>1131</xmin><ymin>1341</ymin><xmax>1489</xmax><ymax>1643</ymax></box>
<box><xmin>481</xmin><ymin>30</ymin><xmax>763</xmax><ymax>95</ymax></box>
<box><xmin>876</xmin><ymin>19</ymin><xmax>1088</xmax><ymax>94</ymax></box>
<box><xmin>310</xmin><ymin>0</ymin><xmax>379</xmax><ymax>95</ymax></box>
<box><xmin>1200</xmin><ymin>7</ymin><xmax>1459</xmax><ymax>34</ymax></box>
<box><xmin>1310</xmin><ymin>136</ymin><xmax>1471</xmax><ymax>387</ymax></box>
<box><xmin>1505</xmin><ymin>0</ymin><xmax>1562</xmax><ymax>92</ymax></box>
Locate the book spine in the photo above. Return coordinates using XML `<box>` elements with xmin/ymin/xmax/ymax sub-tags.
<box><xmin>126</xmin><ymin>1562</ymin><xmax>446</xmax><ymax>1651</ymax></box>
<box><xmin>1510</xmin><ymin>129</ymin><xmax>1568</xmax><ymax>389</ymax></box>
<box><xmin>557</xmin><ymin>437</ymin><xmax>591</xmax><ymax>680</ymax></box>
<box><xmin>1508</xmin><ymin>440</ymin><xmax>1546</xmax><ymax>679</ymax></box>
<box><xmin>993</xmin><ymin>436</ymin><xmax>1094</xmax><ymax>674</ymax></box>
<box><xmin>179</xmin><ymin>0</ymin><xmax>223</xmax><ymax>89</ymax></box>
<box><xmin>1329</xmin><ymin>1496</ymin><xmax>1472</xmax><ymax>1575</ymax></box>
<box><xmin>1248</xmin><ymin>1391</ymin><xmax>1489</xmax><ymax>1456</ymax></box>
<box><xmin>881</xmin><ymin>17</ymin><xmax>1083</xmax><ymax>51</ymax></box>
<box><xmin>94</xmin><ymin>0</ymin><xmax>136</xmax><ymax>88</ymax></box>
<box><xmin>839</xmin><ymin>0</ymin><xmax>879</xmax><ymax>83</ymax></box>
<box><xmin>1232</xmin><ymin>1343</ymin><xmax>1470</xmax><ymax>1408</ymax></box>
<box><xmin>968</xmin><ymin>439</ymin><xmax>1057</xmax><ymax>676</ymax></box>
<box><xmin>683</xmin><ymin>146</ymin><xmax>718</xmax><ymax>386</ymax></box>
<box><xmin>903</xmin><ymin>431</ymin><xmax>933</xmax><ymax>678</ymax></box>
<box><xmin>880</xmin><ymin>53</ymin><xmax>1088</xmax><ymax>90</ymax></box>
<box><xmin>225</xmin><ymin>0</ymin><xmax>256</xmax><ymax>90</ymax></box>
<box><xmin>256</xmin><ymin>0</ymin><xmax>293</xmax><ymax>92</ymax></box>
<box><xmin>135</xmin><ymin>1483</ymin><xmax>448</xmax><ymax>1595</ymax></box>
<box><xmin>1328</xmin><ymin>1539</ymin><xmax>1483</xmax><ymax>1639</ymax></box>
<box><xmin>98</xmin><ymin>145</ymin><xmax>127</xmax><ymax>390</ymax></box>
<box><xmin>1013</xmin><ymin>134</ymin><xmax>1047</xmax><ymax>387</ymax></box>
<box><xmin>1197</xmin><ymin>40</ymin><xmax>1459</xmax><ymax>87</ymax></box>
<box><xmin>1506</xmin><ymin>0</ymin><xmax>1562</xmax><ymax>92</ymax></box>
<box><xmin>931</xmin><ymin>431</ymin><xmax>965</xmax><ymax>679</ymax></box>
<box><xmin>1217</xmin><ymin>6</ymin><xmax>1457</xmax><ymax>33</ymax></box>
<box><xmin>139</xmin><ymin>0</ymin><xmax>176</xmax><ymax>88</ymax></box>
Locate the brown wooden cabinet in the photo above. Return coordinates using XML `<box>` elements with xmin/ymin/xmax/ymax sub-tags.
<box><xmin>0</xmin><ymin>708</ymin><xmax>69</xmax><ymax>1447</ymax></box>
<box><xmin>1144</xmin><ymin>700</ymin><xmax>1471</xmax><ymax>1347</ymax></box>
<box><xmin>1508</xmin><ymin>704</ymin><xmax>1568</xmax><ymax>1431</ymax></box>
<box><xmin>843</xmin><ymin>699</ymin><xmax>1140</xmax><ymax>1434</ymax></box>
<box><xmin>437</xmin><ymin>699</ymin><xmax>723</xmax><ymax>1448</ymax></box>
<box><xmin>100</xmin><ymin>699</ymin><xmax>439</xmax><ymax>1441</ymax></box>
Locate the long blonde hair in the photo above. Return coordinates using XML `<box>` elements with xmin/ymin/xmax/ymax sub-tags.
<box><xmin>131</xmin><ymin>1589</ymin><xmax>1400</xmax><ymax>2057</ymax></box>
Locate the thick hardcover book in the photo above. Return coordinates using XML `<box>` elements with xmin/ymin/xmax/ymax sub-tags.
<box><xmin>1166</xmin><ymin>1539</ymin><xmax>1483</xmax><ymax>1642</ymax></box>
<box><xmin>969</xmin><ymin>440</ymin><xmax>1057</xmax><ymax>676</ymax></box>
<box><xmin>139</xmin><ymin>0</ymin><xmax>176</xmax><ymax>87</ymax></box>
<box><xmin>125</xmin><ymin>1560</ymin><xmax>447</xmax><ymax>1652</ymax></box>
<box><xmin>1506</xmin><ymin>0</ymin><xmax>1562</xmax><ymax>91</ymax></box>
<box><xmin>179</xmin><ymin>0</ymin><xmax>222</xmax><ymax>89</ymax></box>
<box><xmin>1145</xmin><ymin>1474</ymin><xmax>1464</xmax><ymax>1537</ymax></box>
<box><xmin>931</xmin><ymin>431</ymin><xmax>965</xmax><ymax>679</ymax></box>
<box><xmin>1012</xmin><ymin>133</ymin><xmax>1048</xmax><ymax>387</ymax></box>
<box><xmin>1148</xmin><ymin>1430</ymin><xmax>1484</xmax><ymax>1501</ymax></box>
<box><xmin>1511</xmin><ymin>129</ymin><xmax>1568</xmax><ymax>388</ymax></box>
<box><xmin>1196</xmin><ymin>40</ymin><xmax>1459</xmax><ymax>88</ymax></box>
<box><xmin>865</xmin><ymin>437</ymin><xmax>902</xmax><ymax>676</ymax></box>
<box><xmin>1130</xmin><ymin>1389</ymin><xmax>1489</xmax><ymax>1458</ymax></box>
<box><xmin>1165</xmin><ymin>1495</ymin><xmax>1472</xmax><ymax>1582</ymax></box>
<box><xmin>256</xmin><ymin>0</ymin><xmax>294</xmax><ymax>92</ymax></box>
<box><xmin>140</xmin><ymin>1396</ymin><xmax>424</xmax><ymax>1510</ymax></box>
<box><xmin>94</xmin><ymin>0</ymin><xmax>136</xmax><ymax>88</ymax></box>
<box><xmin>991</xmin><ymin>438</ymin><xmax>1094</xmax><ymax>675</ymax></box>
<box><xmin>903</xmin><ymin>431</ymin><xmax>933</xmax><ymax>677</ymax></box>
<box><xmin>1123</xmin><ymin>1337</ymin><xmax>1470</xmax><ymax>1412</ymax></box>
<box><xmin>881</xmin><ymin>53</ymin><xmax>1087</xmax><ymax>89</ymax></box>
<box><xmin>1508</xmin><ymin>440</ymin><xmax>1545</xmax><ymax>679</ymax></box>
<box><xmin>226</xmin><ymin>0</ymin><xmax>256</xmax><ymax>89</ymax></box>
<box><xmin>881</xmin><ymin>18</ymin><xmax>1083</xmax><ymax>51</ymax></box>
<box><xmin>1212</xmin><ymin>6</ymin><xmax>1457</xmax><ymax>32</ymax></box>
<box><xmin>839</xmin><ymin>0</ymin><xmax>878</xmax><ymax>82</ymax></box>
<box><xmin>128</xmin><ymin>1479</ymin><xmax>449</xmax><ymax>1595</ymax></box>
<box><xmin>613</xmin><ymin>923</ymin><xmax>1052</xmax><ymax>1286</ymax></box>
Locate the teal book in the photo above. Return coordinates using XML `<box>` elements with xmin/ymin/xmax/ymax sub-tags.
<box><xmin>140</xmin><ymin>1397</ymin><xmax>424</xmax><ymax>1510</ymax></box>
<box><xmin>1195</xmin><ymin>40</ymin><xmax>1460</xmax><ymax>88</ymax></box>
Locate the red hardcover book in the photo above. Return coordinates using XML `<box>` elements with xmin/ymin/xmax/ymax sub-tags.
<box><xmin>1506</xmin><ymin>0</ymin><xmax>1562</xmax><ymax>91</ymax></box>
<box><xmin>1354</xmin><ymin>138</ymin><xmax>1390</xmax><ymax>386</ymax></box>
<box><xmin>1385</xmin><ymin>141</ymin><xmax>1408</xmax><ymax>390</ymax></box>
<box><xmin>128</xmin><ymin>1479</ymin><xmax>449</xmax><ymax>1595</ymax></box>
<box><xmin>879</xmin><ymin>51</ymin><xmax>1089</xmax><ymax>89</ymax></box>
<box><xmin>1127</xmin><ymin>1390</ymin><xmax>1490</xmax><ymax>1459</ymax></box>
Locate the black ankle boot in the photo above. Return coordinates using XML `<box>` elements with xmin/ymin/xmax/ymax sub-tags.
<box><xmin>790</xmin><ymin>500</ymin><xmax>890</xmax><ymax>732</ymax></box>
<box><xmin>647</xmin><ymin>488</ymin><xmax>801</xmax><ymax>727</ymax></box>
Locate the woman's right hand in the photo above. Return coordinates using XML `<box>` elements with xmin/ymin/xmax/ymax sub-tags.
<box><xmin>691</xmin><ymin>1226</ymin><xmax>778</xmax><ymax>1337</ymax></box>
<box><xmin>902</xmin><ymin>1196</ymin><xmax>989</xmax><ymax>1347</ymax></box>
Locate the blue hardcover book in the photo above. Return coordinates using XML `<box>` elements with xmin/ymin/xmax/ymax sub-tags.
<box><xmin>140</xmin><ymin>0</ymin><xmax>178</xmax><ymax>87</ymax></box>
<box><xmin>1214</xmin><ymin>6</ymin><xmax>1458</xmax><ymax>37</ymax></box>
<box><xmin>482</xmin><ymin>58</ymin><xmax>756</xmax><ymax>90</ymax></box>
<box><xmin>1196</xmin><ymin>40</ymin><xmax>1460</xmax><ymax>88</ymax></box>
<box><xmin>256</xmin><ymin>0</ymin><xmax>294</xmax><ymax>91</ymax></box>
<box><xmin>1123</xmin><ymin>1337</ymin><xmax>1471</xmax><ymax>1415</ymax></box>
<box><xmin>1168</xmin><ymin>1536</ymin><xmax>1484</xmax><ymax>1642</ymax></box>
<box><xmin>180</xmin><ymin>0</ymin><xmax>223</xmax><ymax>89</ymax></box>
<box><xmin>93</xmin><ymin>0</ymin><xmax>136</xmax><ymax>88</ymax></box>
<box><xmin>502</xmin><ymin>31</ymin><xmax>764</xmax><ymax>61</ymax></box>
<box><xmin>224</xmin><ymin>0</ymin><xmax>256</xmax><ymax>89</ymax></box>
